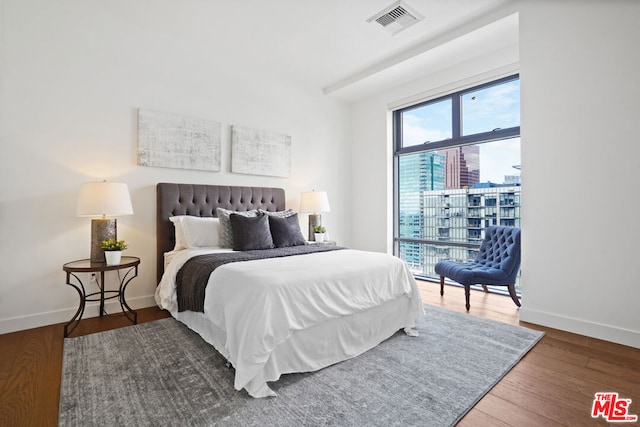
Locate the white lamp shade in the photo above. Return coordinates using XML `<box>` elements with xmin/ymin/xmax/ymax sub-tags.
<box><xmin>76</xmin><ymin>181</ymin><xmax>134</xmax><ymax>217</ymax></box>
<box><xmin>299</xmin><ymin>190</ymin><xmax>331</xmax><ymax>214</ymax></box>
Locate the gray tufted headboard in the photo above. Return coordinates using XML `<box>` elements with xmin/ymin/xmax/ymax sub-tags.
<box><xmin>156</xmin><ymin>183</ymin><xmax>285</xmax><ymax>284</ymax></box>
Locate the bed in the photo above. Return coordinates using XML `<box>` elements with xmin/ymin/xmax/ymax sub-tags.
<box><xmin>155</xmin><ymin>183</ymin><xmax>424</xmax><ymax>398</ymax></box>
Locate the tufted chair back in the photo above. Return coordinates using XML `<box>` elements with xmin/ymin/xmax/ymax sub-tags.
<box><xmin>475</xmin><ymin>226</ymin><xmax>521</xmax><ymax>285</ymax></box>
<box><xmin>435</xmin><ymin>225</ymin><xmax>522</xmax><ymax>310</ymax></box>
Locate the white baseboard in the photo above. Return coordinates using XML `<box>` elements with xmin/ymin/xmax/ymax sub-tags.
<box><xmin>519</xmin><ymin>307</ymin><xmax>640</xmax><ymax>349</ymax></box>
<box><xmin>0</xmin><ymin>295</ymin><xmax>158</xmax><ymax>335</ymax></box>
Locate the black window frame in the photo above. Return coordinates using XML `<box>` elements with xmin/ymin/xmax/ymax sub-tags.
<box><xmin>393</xmin><ymin>73</ymin><xmax>521</xmax><ymax>261</ymax></box>
<box><xmin>394</xmin><ymin>74</ymin><xmax>521</xmax><ymax>155</ymax></box>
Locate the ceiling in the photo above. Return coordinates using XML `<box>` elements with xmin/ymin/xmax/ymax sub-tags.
<box><xmin>325</xmin><ymin>4</ymin><xmax>520</xmax><ymax>101</ymax></box>
<box><xmin>223</xmin><ymin>0</ymin><xmax>520</xmax><ymax>102</ymax></box>
<box><xmin>124</xmin><ymin>0</ymin><xmax>519</xmax><ymax>102</ymax></box>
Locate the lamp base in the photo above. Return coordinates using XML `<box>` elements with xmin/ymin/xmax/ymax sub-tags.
<box><xmin>308</xmin><ymin>214</ymin><xmax>322</xmax><ymax>241</ymax></box>
<box><xmin>91</xmin><ymin>218</ymin><xmax>117</xmax><ymax>263</ymax></box>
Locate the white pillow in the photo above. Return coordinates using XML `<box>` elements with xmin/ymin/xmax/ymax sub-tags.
<box><xmin>169</xmin><ymin>216</ymin><xmax>188</xmax><ymax>250</ymax></box>
<box><xmin>169</xmin><ymin>216</ymin><xmax>221</xmax><ymax>249</ymax></box>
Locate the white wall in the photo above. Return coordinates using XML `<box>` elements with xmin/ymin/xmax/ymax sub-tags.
<box><xmin>518</xmin><ymin>0</ymin><xmax>640</xmax><ymax>348</ymax></box>
<box><xmin>350</xmin><ymin>1</ymin><xmax>640</xmax><ymax>349</ymax></box>
<box><xmin>350</xmin><ymin>45</ymin><xmax>519</xmax><ymax>253</ymax></box>
<box><xmin>0</xmin><ymin>0</ymin><xmax>351</xmax><ymax>333</ymax></box>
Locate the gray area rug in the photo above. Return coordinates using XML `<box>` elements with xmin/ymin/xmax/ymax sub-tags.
<box><xmin>59</xmin><ymin>305</ymin><xmax>544</xmax><ymax>427</ymax></box>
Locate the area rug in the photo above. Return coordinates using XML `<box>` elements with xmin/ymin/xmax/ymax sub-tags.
<box><xmin>59</xmin><ymin>305</ymin><xmax>544</xmax><ymax>427</ymax></box>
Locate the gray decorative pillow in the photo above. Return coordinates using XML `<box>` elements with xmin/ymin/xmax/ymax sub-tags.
<box><xmin>258</xmin><ymin>208</ymin><xmax>296</xmax><ymax>218</ymax></box>
<box><xmin>216</xmin><ymin>208</ymin><xmax>258</xmax><ymax>248</ymax></box>
<box><xmin>229</xmin><ymin>213</ymin><xmax>274</xmax><ymax>251</ymax></box>
<box><xmin>268</xmin><ymin>213</ymin><xmax>307</xmax><ymax>248</ymax></box>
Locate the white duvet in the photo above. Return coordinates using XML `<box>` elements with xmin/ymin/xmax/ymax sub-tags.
<box><xmin>156</xmin><ymin>248</ymin><xmax>423</xmax><ymax>397</ymax></box>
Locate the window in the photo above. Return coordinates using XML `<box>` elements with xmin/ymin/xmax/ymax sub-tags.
<box><xmin>461</xmin><ymin>79</ymin><xmax>520</xmax><ymax>135</ymax></box>
<box><xmin>400</xmin><ymin>98</ymin><xmax>452</xmax><ymax>147</ymax></box>
<box><xmin>393</xmin><ymin>75</ymin><xmax>522</xmax><ymax>294</ymax></box>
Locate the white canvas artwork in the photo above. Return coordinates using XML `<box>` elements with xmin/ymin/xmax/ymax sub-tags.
<box><xmin>137</xmin><ymin>109</ymin><xmax>221</xmax><ymax>172</ymax></box>
<box><xmin>231</xmin><ymin>126</ymin><xmax>291</xmax><ymax>177</ymax></box>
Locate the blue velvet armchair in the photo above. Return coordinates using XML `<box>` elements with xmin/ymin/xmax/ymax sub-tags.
<box><xmin>434</xmin><ymin>226</ymin><xmax>521</xmax><ymax>311</ymax></box>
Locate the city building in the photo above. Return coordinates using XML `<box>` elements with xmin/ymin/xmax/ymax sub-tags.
<box><xmin>398</xmin><ymin>151</ymin><xmax>445</xmax><ymax>267</ymax></box>
<box><xmin>443</xmin><ymin>146</ymin><xmax>480</xmax><ymax>189</ymax></box>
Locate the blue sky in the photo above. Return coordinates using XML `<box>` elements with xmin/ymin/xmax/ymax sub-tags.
<box><xmin>401</xmin><ymin>79</ymin><xmax>520</xmax><ymax>184</ymax></box>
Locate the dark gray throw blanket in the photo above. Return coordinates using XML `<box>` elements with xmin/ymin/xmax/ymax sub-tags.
<box><xmin>176</xmin><ymin>244</ymin><xmax>345</xmax><ymax>312</ymax></box>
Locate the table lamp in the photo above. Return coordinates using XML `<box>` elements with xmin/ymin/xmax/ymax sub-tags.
<box><xmin>299</xmin><ymin>190</ymin><xmax>330</xmax><ymax>241</ymax></box>
<box><xmin>77</xmin><ymin>181</ymin><xmax>134</xmax><ymax>263</ymax></box>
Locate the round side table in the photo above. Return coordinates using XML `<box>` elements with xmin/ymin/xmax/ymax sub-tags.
<box><xmin>62</xmin><ymin>256</ymin><xmax>140</xmax><ymax>337</ymax></box>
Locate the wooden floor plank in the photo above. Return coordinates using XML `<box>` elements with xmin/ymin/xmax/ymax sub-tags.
<box><xmin>457</xmin><ymin>408</ymin><xmax>511</xmax><ymax>427</ymax></box>
<box><xmin>0</xmin><ymin>326</ymin><xmax>61</xmax><ymax>427</ymax></box>
<box><xmin>588</xmin><ymin>337</ymin><xmax>640</xmax><ymax>362</ymax></box>
<box><xmin>522</xmin><ymin>350</ymin><xmax>640</xmax><ymax>397</ymax></box>
<box><xmin>1</xmin><ymin>282</ymin><xmax>639</xmax><ymax>427</ymax></box>
<box><xmin>491</xmin><ymin>381</ymin><xmax>591</xmax><ymax>427</ymax></box>
<box><xmin>586</xmin><ymin>358</ymin><xmax>640</xmax><ymax>385</ymax></box>
<box><xmin>471</xmin><ymin>393</ymin><xmax>565</xmax><ymax>427</ymax></box>
<box><xmin>500</xmin><ymin>367</ymin><xmax>594</xmax><ymax>412</ymax></box>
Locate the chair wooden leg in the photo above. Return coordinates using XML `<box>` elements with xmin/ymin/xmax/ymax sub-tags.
<box><xmin>464</xmin><ymin>285</ymin><xmax>471</xmax><ymax>311</ymax></box>
<box><xmin>507</xmin><ymin>284</ymin><xmax>521</xmax><ymax>307</ymax></box>
<box><xmin>440</xmin><ymin>276</ymin><xmax>445</xmax><ymax>296</ymax></box>
<box><xmin>481</xmin><ymin>285</ymin><xmax>489</xmax><ymax>292</ymax></box>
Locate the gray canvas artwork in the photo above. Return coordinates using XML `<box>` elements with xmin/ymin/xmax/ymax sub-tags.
<box><xmin>231</xmin><ymin>126</ymin><xmax>291</xmax><ymax>177</ymax></box>
<box><xmin>138</xmin><ymin>109</ymin><xmax>221</xmax><ymax>172</ymax></box>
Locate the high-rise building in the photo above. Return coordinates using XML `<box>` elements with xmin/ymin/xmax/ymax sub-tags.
<box><xmin>442</xmin><ymin>146</ymin><xmax>480</xmax><ymax>189</ymax></box>
<box><xmin>398</xmin><ymin>152</ymin><xmax>446</xmax><ymax>268</ymax></box>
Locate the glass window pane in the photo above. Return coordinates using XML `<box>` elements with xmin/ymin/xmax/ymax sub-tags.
<box><xmin>398</xmin><ymin>152</ymin><xmax>446</xmax><ymax>239</ymax></box>
<box><xmin>397</xmin><ymin>139</ymin><xmax>521</xmax><ymax>259</ymax></box>
<box><xmin>462</xmin><ymin>79</ymin><xmax>520</xmax><ymax>136</ymax></box>
<box><xmin>394</xmin><ymin>76</ymin><xmax>521</xmax><ymax>296</ymax></box>
<box><xmin>477</xmin><ymin>137</ymin><xmax>521</xmax><ymax>184</ymax></box>
<box><xmin>401</xmin><ymin>98</ymin><xmax>452</xmax><ymax>147</ymax></box>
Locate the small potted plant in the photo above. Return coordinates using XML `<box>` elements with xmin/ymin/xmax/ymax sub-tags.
<box><xmin>101</xmin><ymin>238</ymin><xmax>128</xmax><ymax>265</ymax></box>
<box><xmin>313</xmin><ymin>225</ymin><xmax>326</xmax><ymax>242</ymax></box>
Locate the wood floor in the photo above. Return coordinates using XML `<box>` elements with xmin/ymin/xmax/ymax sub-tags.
<box><xmin>1</xmin><ymin>281</ymin><xmax>638</xmax><ymax>427</ymax></box>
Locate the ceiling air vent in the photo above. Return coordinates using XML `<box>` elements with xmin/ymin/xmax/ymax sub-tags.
<box><xmin>367</xmin><ymin>1</ymin><xmax>425</xmax><ymax>35</ymax></box>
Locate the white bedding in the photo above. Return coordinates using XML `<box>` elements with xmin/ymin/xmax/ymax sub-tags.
<box><xmin>156</xmin><ymin>247</ymin><xmax>424</xmax><ymax>397</ymax></box>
